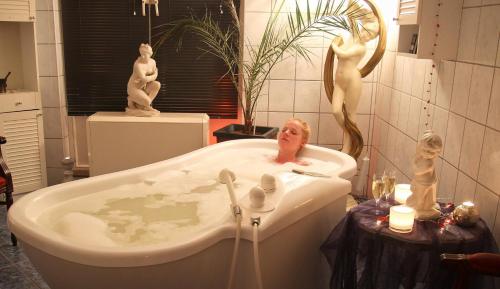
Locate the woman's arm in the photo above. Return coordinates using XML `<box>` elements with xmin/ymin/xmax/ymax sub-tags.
<box><xmin>331</xmin><ymin>42</ymin><xmax>366</xmax><ymax>59</ymax></box>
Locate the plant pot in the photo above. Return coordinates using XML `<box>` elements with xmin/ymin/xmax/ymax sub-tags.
<box><xmin>213</xmin><ymin>124</ymin><xmax>279</xmax><ymax>143</ymax></box>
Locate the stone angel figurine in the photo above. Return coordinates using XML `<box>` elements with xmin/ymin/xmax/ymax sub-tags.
<box><xmin>406</xmin><ymin>130</ymin><xmax>443</xmax><ymax>220</ymax></box>
<box><xmin>126</xmin><ymin>43</ymin><xmax>161</xmax><ymax>117</ymax></box>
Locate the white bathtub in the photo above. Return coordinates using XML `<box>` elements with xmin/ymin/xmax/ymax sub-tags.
<box><xmin>8</xmin><ymin>139</ymin><xmax>356</xmax><ymax>289</ymax></box>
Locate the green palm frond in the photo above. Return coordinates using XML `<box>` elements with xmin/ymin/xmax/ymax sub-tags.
<box><xmin>154</xmin><ymin>0</ymin><xmax>368</xmax><ymax>132</ymax></box>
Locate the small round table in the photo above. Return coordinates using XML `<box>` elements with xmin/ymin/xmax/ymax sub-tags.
<box><xmin>321</xmin><ymin>200</ymin><xmax>498</xmax><ymax>289</ymax></box>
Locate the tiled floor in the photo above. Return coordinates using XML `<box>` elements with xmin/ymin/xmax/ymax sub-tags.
<box><xmin>0</xmin><ymin>209</ymin><xmax>50</xmax><ymax>289</ymax></box>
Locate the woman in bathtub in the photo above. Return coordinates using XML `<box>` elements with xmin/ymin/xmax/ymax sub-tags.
<box><xmin>274</xmin><ymin>118</ymin><xmax>311</xmax><ymax>165</ymax></box>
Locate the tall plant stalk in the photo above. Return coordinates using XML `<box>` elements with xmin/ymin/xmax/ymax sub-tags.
<box><xmin>154</xmin><ymin>0</ymin><xmax>364</xmax><ymax>134</ymax></box>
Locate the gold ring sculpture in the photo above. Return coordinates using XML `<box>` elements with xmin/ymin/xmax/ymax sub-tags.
<box><xmin>323</xmin><ymin>0</ymin><xmax>386</xmax><ymax>160</ymax></box>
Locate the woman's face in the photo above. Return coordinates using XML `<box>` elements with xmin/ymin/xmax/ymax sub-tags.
<box><xmin>278</xmin><ymin>120</ymin><xmax>305</xmax><ymax>154</ymax></box>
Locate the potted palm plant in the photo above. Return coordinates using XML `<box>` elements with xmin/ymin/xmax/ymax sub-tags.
<box><xmin>154</xmin><ymin>0</ymin><xmax>363</xmax><ymax>141</ymax></box>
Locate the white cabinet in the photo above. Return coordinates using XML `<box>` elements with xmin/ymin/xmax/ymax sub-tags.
<box><xmin>0</xmin><ymin>0</ymin><xmax>36</xmax><ymax>22</ymax></box>
<box><xmin>87</xmin><ymin>112</ymin><xmax>209</xmax><ymax>176</ymax></box>
<box><xmin>0</xmin><ymin>0</ymin><xmax>47</xmax><ymax>194</ymax></box>
<box><xmin>0</xmin><ymin>110</ymin><xmax>47</xmax><ymax>194</ymax></box>
<box><xmin>396</xmin><ymin>0</ymin><xmax>462</xmax><ymax>60</ymax></box>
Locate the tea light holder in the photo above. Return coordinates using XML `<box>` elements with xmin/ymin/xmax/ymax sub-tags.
<box><xmin>395</xmin><ymin>184</ymin><xmax>412</xmax><ymax>204</ymax></box>
<box><xmin>389</xmin><ymin>205</ymin><xmax>415</xmax><ymax>233</ymax></box>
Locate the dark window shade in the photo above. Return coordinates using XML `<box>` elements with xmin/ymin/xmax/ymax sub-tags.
<box><xmin>62</xmin><ymin>0</ymin><xmax>239</xmax><ymax>118</ymax></box>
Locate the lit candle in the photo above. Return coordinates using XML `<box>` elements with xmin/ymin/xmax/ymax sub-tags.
<box><xmin>462</xmin><ymin>201</ymin><xmax>474</xmax><ymax>208</ymax></box>
<box><xmin>389</xmin><ymin>205</ymin><xmax>415</xmax><ymax>233</ymax></box>
<box><xmin>395</xmin><ymin>184</ymin><xmax>412</xmax><ymax>204</ymax></box>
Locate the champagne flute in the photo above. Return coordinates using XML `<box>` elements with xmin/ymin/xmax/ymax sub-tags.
<box><xmin>382</xmin><ymin>170</ymin><xmax>396</xmax><ymax>204</ymax></box>
<box><xmin>372</xmin><ymin>174</ymin><xmax>384</xmax><ymax>215</ymax></box>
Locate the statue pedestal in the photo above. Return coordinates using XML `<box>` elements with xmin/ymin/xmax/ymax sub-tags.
<box><xmin>87</xmin><ymin>112</ymin><xmax>209</xmax><ymax>176</ymax></box>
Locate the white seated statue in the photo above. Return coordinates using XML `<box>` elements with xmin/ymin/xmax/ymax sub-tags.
<box><xmin>406</xmin><ymin>130</ymin><xmax>443</xmax><ymax>220</ymax></box>
<box><xmin>126</xmin><ymin>43</ymin><xmax>161</xmax><ymax>117</ymax></box>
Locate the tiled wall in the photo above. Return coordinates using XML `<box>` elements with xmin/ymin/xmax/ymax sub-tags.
<box><xmin>370</xmin><ymin>0</ymin><xmax>500</xmax><ymax>243</ymax></box>
<box><xmin>246</xmin><ymin>0</ymin><xmax>380</xmax><ymax>192</ymax></box>
<box><xmin>36</xmin><ymin>0</ymin><xmax>69</xmax><ymax>185</ymax></box>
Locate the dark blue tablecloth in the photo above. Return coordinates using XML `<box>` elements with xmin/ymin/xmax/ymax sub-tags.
<box><xmin>320</xmin><ymin>200</ymin><xmax>499</xmax><ymax>289</ymax></box>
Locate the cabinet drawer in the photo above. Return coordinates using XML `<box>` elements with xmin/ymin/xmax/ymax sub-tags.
<box><xmin>0</xmin><ymin>91</ymin><xmax>38</xmax><ymax>112</ymax></box>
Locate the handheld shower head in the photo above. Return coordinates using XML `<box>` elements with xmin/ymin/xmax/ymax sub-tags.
<box><xmin>219</xmin><ymin>168</ymin><xmax>236</xmax><ymax>184</ymax></box>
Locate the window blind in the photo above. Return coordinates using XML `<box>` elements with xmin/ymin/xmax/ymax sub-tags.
<box><xmin>61</xmin><ymin>0</ymin><xmax>239</xmax><ymax>118</ymax></box>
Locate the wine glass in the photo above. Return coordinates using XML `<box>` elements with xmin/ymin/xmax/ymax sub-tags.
<box><xmin>382</xmin><ymin>170</ymin><xmax>396</xmax><ymax>205</ymax></box>
<box><xmin>372</xmin><ymin>174</ymin><xmax>384</xmax><ymax>215</ymax></box>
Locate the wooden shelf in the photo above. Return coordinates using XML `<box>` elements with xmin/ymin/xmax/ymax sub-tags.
<box><xmin>396</xmin><ymin>0</ymin><xmax>462</xmax><ymax>60</ymax></box>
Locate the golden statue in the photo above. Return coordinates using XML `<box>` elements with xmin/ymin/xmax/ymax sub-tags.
<box><xmin>323</xmin><ymin>0</ymin><xmax>386</xmax><ymax>160</ymax></box>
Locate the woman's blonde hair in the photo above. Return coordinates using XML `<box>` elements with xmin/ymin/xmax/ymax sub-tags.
<box><xmin>287</xmin><ymin>118</ymin><xmax>311</xmax><ymax>144</ymax></box>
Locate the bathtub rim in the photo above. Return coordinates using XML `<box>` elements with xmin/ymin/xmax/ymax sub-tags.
<box><xmin>8</xmin><ymin>139</ymin><xmax>357</xmax><ymax>267</ymax></box>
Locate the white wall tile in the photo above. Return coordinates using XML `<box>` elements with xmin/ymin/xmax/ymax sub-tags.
<box><xmin>256</xmin><ymin>80</ymin><xmax>270</xmax><ymax>112</ymax></box>
<box><xmin>454</xmin><ymin>171</ymin><xmax>477</xmax><ymax>205</ymax></box>
<box><xmin>475</xmin><ymin>184</ymin><xmax>499</xmax><ymax>230</ymax></box>
<box><xmin>457</xmin><ymin>8</ymin><xmax>480</xmax><ymax>62</ymax></box>
<box><xmin>270</xmin><ymin>52</ymin><xmax>296</xmax><ymax>79</ymax></box>
<box><xmin>293</xmin><ymin>113</ymin><xmax>319</xmax><ymax>144</ymax></box>
<box><xmin>380</xmin><ymin>85</ymin><xmax>392</xmax><ymax>122</ymax></box>
<box><xmin>486</xmin><ymin>68</ymin><xmax>500</xmax><ymax>130</ymax></box>
<box><xmin>379</xmin><ymin>121</ymin><xmax>389</xmax><ymax>157</ymax></box>
<box><xmin>318</xmin><ymin>113</ymin><xmax>343</xmax><ymax>145</ymax></box>
<box><xmin>407</xmin><ymin>97</ymin><xmax>421</xmax><ymax>140</ymax></box>
<box><xmin>393</xmin><ymin>56</ymin><xmax>404</xmax><ymax>91</ymax></box>
<box><xmin>37</xmin><ymin>44</ymin><xmax>58</xmax><ymax>76</ymax></box>
<box><xmin>358</xmin><ymin>83</ymin><xmax>373</xmax><ymax>115</ymax></box>
<box><xmin>45</xmin><ymin>138</ymin><xmax>64</xmax><ymax>167</ymax></box>
<box><xmin>459</xmin><ymin>120</ymin><xmax>485</xmax><ymax>179</ymax></box>
<box><xmin>437</xmin><ymin>161</ymin><xmax>458</xmax><ymax>203</ymax></box>
<box><xmin>294</xmin><ymin>81</ymin><xmax>320</xmax><ymax>112</ymax></box>
<box><xmin>36</xmin><ymin>10</ymin><xmax>55</xmax><ymax>44</ymax></box>
<box><xmin>436</xmin><ymin>60</ymin><xmax>455</xmax><ymax>110</ymax></box>
<box><xmin>478</xmin><ymin>128</ymin><xmax>500</xmax><ymax>195</ymax></box>
<box><xmin>36</xmin><ymin>0</ymin><xmax>53</xmax><ymax>11</ymax></box>
<box><xmin>411</xmin><ymin>59</ymin><xmax>427</xmax><ymax>99</ymax></box>
<box><xmin>474</xmin><ymin>6</ymin><xmax>500</xmax><ymax>66</ymax></box>
<box><xmin>39</xmin><ymin>76</ymin><xmax>60</xmax><ymax>108</ymax></box>
<box><xmin>380</xmin><ymin>51</ymin><xmax>395</xmax><ymax>87</ymax></box>
<box><xmin>401</xmin><ymin>57</ymin><xmax>414</xmax><ymax>95</ymax></box>
<box><xmin>450</xmin><ymin>62</ymin><xmax>473</xmax><ymax>116</ymax></box>
<box><xmin>245</xmin><ymin>0</ymin><xmax>272</xmax><ymax>12</ymax></box>
<box><xmin>432</xmin><ymin>106</ymin><xmax>449</xmax><ymax>145</ymax></box>
<box><xmin>443</xmin><ymin>113</ymin><xmax>465</xmax><ymax>167</ymax></box>
<box><xmin>295</xmin><ymin>48</ymin><xmax>322</xmax><ymax>80</ymax></box>
<box><xmin>319</xmin><ymin>83</ymin><xmax>331</xmax><ymax>113</ymax></box>
<box><xmin>56</xmin><ymin>43</ymin><xmax>65</xmax><ymax>76</ymax></box>
<box><xmin>372</xmin><ymin>117</ymin><xmax>381</xmax><ymax>149</ymax></box>
<box><xmin>385</xmin><ymin>126</ymin><xmax>397</xmax><ymax>162</ymax></box>
<box><xmin>255</xmin><ymin>111</ymin><xmax>269</xmax><ymax>127</ymax></box>
<box><xmin>57</xmin><ymin>75</ymin><xmax>66</xmax><ymax>107</ymax></box>
<box><xmin>268</xmin><ymin>111</ymin><xmax>293</xmax><ymax>129</ymax></box>
<box><xmin>42</xmin><ymin>107</ymin><xmax>63</xmax><ymax>138</ymax></box>
<box><xmin>466</xmin><ymin>65</ymin><xmax>494</xmax><ymax>124</ymax></box>
<box><xmin>243</xmin><ymin>12</ymin><xmax>269</xmax><ymax>45</ymax></box>
<box><xmin>268</xmin><ymin>80</ymin><xmax>294</xmax><ymax>111</ymax></box>
<box><xmin>397</xmin><ymin>92</ymin><xmax>411</xmax><ymax>132</ymax></box>
<box><xmin>389</xmin><ymin>89</ymin><xmax>400</xmax><ymax>126</ymax></box>
<box><xmin>357</xmin><ymin>114</ymin><xmax>370</xmax><ymax>146</ymax></box>
<box><xmin>54</xmin><ymin>9</ymin><xmax>62</xmax><ymax>44</ymax></box>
